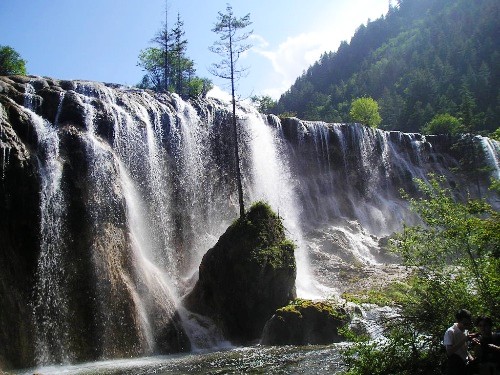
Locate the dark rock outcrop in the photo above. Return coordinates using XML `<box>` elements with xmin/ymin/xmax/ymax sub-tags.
<box><xmin>183</xmin><ymin>202</ymin><xmax>297</xmax><ymax>344</ymax></box>
<box><xmin>0</xmin><ymin>89</ymin><xmax>39</xmax><ymax>369</ymax></box>
<box><xmin>260</xmin><ymin>299</ymin><xmax>350</xmax><ymax>345</ymax></box>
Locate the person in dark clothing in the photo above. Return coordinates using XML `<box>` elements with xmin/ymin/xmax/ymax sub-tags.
<box><xmin>471</xmin><ymin>317</ymin><xmax>500</xmax><ymax>375</ymax></box>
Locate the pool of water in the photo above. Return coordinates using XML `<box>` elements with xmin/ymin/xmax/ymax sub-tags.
<box><xmin>16</xmin><ymin>345</ymin><xmax>345</xmax><ymax>375</ymax></box>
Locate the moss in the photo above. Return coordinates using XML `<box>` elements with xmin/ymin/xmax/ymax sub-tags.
<box><xmin>277</xmin><ymin>298</ymin><xmax>348</xmax><ymax>321</ymax></box>
<box><xmin>250</xmin><ymin>240</ymin><xmax>296</xmax><ymax>270</ymax></box>
<box><xmin>261</xmin><ymin>298</ymin><xmax>351</xmax><ymax>345</ymax></box>
<box><xmin>229</xmin><ymin>201</ymin><xmax>296</xmax><ymax>270</ymax></box>
<box><xmin>342</xmin><ymin>281</ymin><xmax>411</xmax><ymax>306</ymax></box>
<box><xmin>232</xmin><ymin>202</ymin><xmax>285</xmax><ymax>241</ymax></box>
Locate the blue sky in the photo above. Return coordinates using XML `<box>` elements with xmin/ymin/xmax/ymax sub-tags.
<box><xmin>0</xmin><ymin>0</ymin><xmax>389</xmax><ymax>99</ymax></box>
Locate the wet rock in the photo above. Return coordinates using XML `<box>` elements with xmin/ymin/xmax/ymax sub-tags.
<box><xmin>0</xmin><ymin>88</ymin><xmax>39</xmax><ymax>369</ymax></box>
<box><xmin>183</xmin><ymin>202</ymin><xmax>297</xmax><ymax>344</ymax></box>
<box><xmin>261</xmin><ymin>299</ymin><xmax>350</xmax><ymax>345</ymax></box>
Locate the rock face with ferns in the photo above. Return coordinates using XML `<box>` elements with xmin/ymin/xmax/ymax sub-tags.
<box><xmin>0</xmin><ymin>75</ymin><xmax>498</xmax><ymax>368</ymax></box>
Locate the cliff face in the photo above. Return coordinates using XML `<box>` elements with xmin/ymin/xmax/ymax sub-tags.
<box><xmin>0</xmin><ymin>75</ymin><xmax>498</xmax><ymax>369</ymax></box>
<box><xmin>0</xmin><ymin>76</ymin><xmax>190</xmax><ymax>368</ymax></box>
<box><xmin>0</xmin><ymin>86</ymin><xmax>40</xmax><ymax>368</ymax></box>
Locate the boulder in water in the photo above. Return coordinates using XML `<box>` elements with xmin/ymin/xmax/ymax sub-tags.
<box><xmin>260</xmin><ymin>299</ymin><xmax>350</xmax><ymax>345</ymax></box>
<box><xmin>183</xmin><ymin>201</ymin><xmax>297</xmax><ymax>344</ymax></box>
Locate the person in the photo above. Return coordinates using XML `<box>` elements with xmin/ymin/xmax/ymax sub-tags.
<box><xmin>471</xmin><ymin>316</ymin><xmax>500</xmax><ymax>375</ymax></box>
<box><xmin>444</xmin><ymin>309</ymin><xmax>475</xmax><ymax>375</ymax></box>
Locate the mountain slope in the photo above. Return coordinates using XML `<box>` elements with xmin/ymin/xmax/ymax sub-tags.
<box><xmin>275</xmin><ymin>0</ymin><xmax>500</xmax><ymax>133</ymax></box>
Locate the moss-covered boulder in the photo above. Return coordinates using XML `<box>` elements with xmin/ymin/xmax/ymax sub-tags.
<box><xmin>183</xmin><ymin>201</ymin><xmax>297</xmax><ymax>344</ymax></box>
<box><xmin>260</xmin><ymin>299</ymin><xmax>350</xmax><ymax>345</ymax></box>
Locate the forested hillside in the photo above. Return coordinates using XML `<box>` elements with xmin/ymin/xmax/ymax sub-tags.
<box><xmin>275</xmin><ymin>0</ymin><xmax>499</xmax><ymax>134</ymax></box>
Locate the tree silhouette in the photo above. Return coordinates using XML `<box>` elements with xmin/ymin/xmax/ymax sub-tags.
<box><xmin>209</xmin><ymin>4</ymin><xmax>252</xmax><ymax>217</ymax></box>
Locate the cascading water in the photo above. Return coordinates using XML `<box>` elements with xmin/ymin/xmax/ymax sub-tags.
<box><xmin>1</xmin><ymin>77</ymin><xmax>498</xmax><ymax>371</ymax></box>
<box><xmin>0</xmin><ymin>105</ymin><xmax>10</xmax><ymax>179</ymax></box>
<box><xmin>241</xmin><ymin>107</ymin><xmax>323</xmax><ymax>297</ymax></box>
<box><xmin>478</xmin><ymin>135</ymin><xmax>500</xmax><ymax>180</ymax></box>
<box><xmin>24</xmin><ymin>84</ymin><xmax>71</xmax><ymax>364</ymax></box>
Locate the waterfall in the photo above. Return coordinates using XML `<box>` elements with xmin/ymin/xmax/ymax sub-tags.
<box><xmin>0</xmin><ymin>104</ymin><xmax>10</xmax><ymax>178</ymax></box>
<box><xmin>242</xmin><ymin>108</ymin><xmax>323</xmax><ymax>297</ymax></box>
<box><xmin>478</xmin><ymin>135</ymin><xmax>500</xmax><ymax>180</ymax></box>
<box><xmin>24</xmin><ymin>84</ymin><xmax>71</xmax><ymax>364</ymax></box>
<box><xmin>1</xmin><ymin>78</ymin><xmax>498</xmax><ymax>368</ymax></box>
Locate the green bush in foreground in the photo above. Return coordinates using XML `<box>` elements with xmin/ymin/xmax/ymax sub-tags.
<box><xmin>341</xmin><ymin>175</ymin><xmax>500</xmax><ymax>375</ymax></box>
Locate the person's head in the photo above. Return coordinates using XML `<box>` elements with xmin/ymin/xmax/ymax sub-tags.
<box><xmin>475</xmin><ymin>316</ymin><xmax>493</xmax><ymax>335</ymax></box>
<box><xmin>455</xmin><ymin>309</ymin><xmax>472</xmax><ymax>329</ymax></box>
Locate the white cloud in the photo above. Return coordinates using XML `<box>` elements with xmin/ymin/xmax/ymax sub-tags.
<box><xmin>248</xmin><ymin>0</ymin><xmax>388</xmax><ymax>99</ymax></box>
<box><xmin>252</xmin><ymin>31</ymin><xmax>336</xmax><ymax>99</ymax></box>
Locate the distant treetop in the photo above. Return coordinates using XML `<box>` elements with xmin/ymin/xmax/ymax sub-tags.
<box><xmin>0</xmin><ymin>45</ymin><xmax>27</xmax><ymax>76</ymax></box>
<box><xmin>274</xmin><ymin>0</ymin><xmax>499</xmax><ymax>136</ymax></box>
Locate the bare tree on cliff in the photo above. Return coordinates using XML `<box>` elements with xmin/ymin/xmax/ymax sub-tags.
<box><xmin>209</xmin><ymin>5</ymin><xmax>252</xmax><ymax>217</ymax></box>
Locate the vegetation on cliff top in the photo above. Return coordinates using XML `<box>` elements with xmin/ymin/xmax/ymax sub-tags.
<box><xmin>136</xmin><ymin>4</ymin><xmax>212</xmax><ymax>98</ymax></box>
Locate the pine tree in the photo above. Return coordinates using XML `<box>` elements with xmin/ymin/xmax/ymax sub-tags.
<box><xmin>169</xmin><ymin>13</ymin><xmax>189</xmax><ymax>96</ymax></box>
<box><xmin>209</xmin><ymin>5</ymin><xmax>252</xmax><ymax>217</ymax></box>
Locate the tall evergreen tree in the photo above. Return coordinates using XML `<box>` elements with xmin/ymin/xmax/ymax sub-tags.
<box><xmin>137</xmin><ymin>3</ymin><xmax>212</xmax><ymax>98</ymax></box>
<box><xmin>149</xmin><ymin>0</ymin><xmax>170</xmax><ymax>91</ymax></box>
<box><xmin>169</xmin><ymin>13</ymin><xmax>188</xmax><ymax>95</ymax></box>
<box><xmin>209</xmin><ymin>4</ymin><xmax>252</xmax><ymax>217</ymax></box>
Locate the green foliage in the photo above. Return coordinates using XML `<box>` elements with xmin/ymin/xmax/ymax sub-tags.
<box><xmin>0</xmin><ymin>45</ymin><xmax>27</xmax><ymax>75</ymax></box>
<box><xmin>421</xmin><ymin>113</ymin><xmax>462</xmax><ymax>135</ymax></box>
<box><xmin>187</xmin><ymin>77</ymin><xmax>213</xmax><ymax>98</ymax></box>
<box><xmin>396</xmin><ymin>176</ymin><xmax>499</xmax><ymax>271</ymax></box>
<box><xmin>278</xmin><ymin>298</ymin><xmax>348</xmax><ymax>320</ymax></box>
<box><xmin>342</xmin><ymin>175</ymin><xmax>500</xmax><ymax>374</ymax></box>
<box><xmin>490</xmin><ymin>178</ymin><xmax>500</xmax><ymax>193</ymax></box>
<box><xmin>490</xmin><ymin>127</ymin><xmax>500</xmax><ymax>142</ymax></box>
<box><xmin>137</xmin><ymin>47</ymin><xmax>164</xmax><ymax>91</ymax></box>
<box><xmin>136</xmin><ymin>11</ymin><xmax>212</xmax><ymax>97</ymax></box>
<box><xmin>349</xmin><ymin>97</ymin><xmax>382</xmax><ymax>127</ymax></box>
<box><xmin>251</xmin><ymin>95</ymin><xmax>277</xmax><ymax>114</ymax></box>
<box><xmin>276</xmin><ymin>0</ymin><xmax>500</xmax><ymax>133</ymax></box>
<box><xmin>342</xmin><ymin>281</ymin><xmax>410</xmax><ymax>307</ymax></box>
<box><xmin>250</xmin><ymin>240</ymin><xmax>295</xmax><ymax>270</ymax></box>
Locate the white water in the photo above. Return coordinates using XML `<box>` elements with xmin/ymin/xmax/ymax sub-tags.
<box><xmin>478</xmin><ymin>135</ymin><xmax>500</xmax><ymax>180</ymax></box>
<box><xmin>0</xmin><ymin>104</ymin><xmax>10</xmax><ymax>180</ymax></box>
<box><xmin>243</xmin><ymin>108</ymin><xmax>322</xmax><ymax>298</ymax></box>
<box><xmin>24</xmin><ymin>84</ymin><xmax>71</xmax><ymax>364</ymax></box>
<box><xmin>12</xmin><ymin>80</ymin><xmax>499</xmax><ymax>368</ymax></box>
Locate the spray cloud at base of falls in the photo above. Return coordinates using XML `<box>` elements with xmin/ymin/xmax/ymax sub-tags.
<box><xmin>0</xmin><ymin>77</ymin><xmax>498</xmax><ymax>368</ymax></box>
